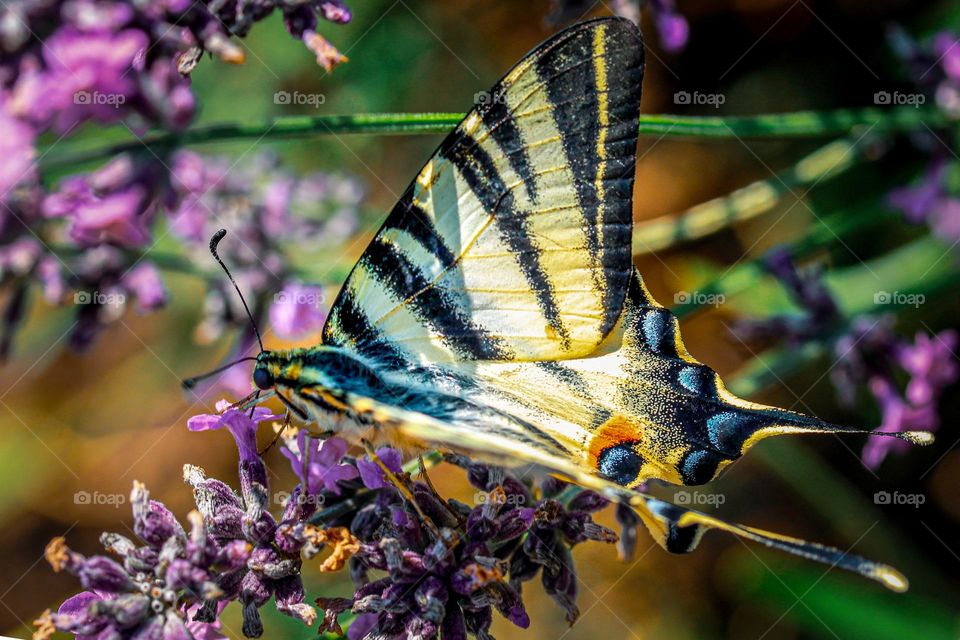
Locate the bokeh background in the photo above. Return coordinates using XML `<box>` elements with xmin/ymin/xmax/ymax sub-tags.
<box><xmin>2</xmin><ymin>0</ymin><xmax>960</xmax><ymax>638</ymax></box>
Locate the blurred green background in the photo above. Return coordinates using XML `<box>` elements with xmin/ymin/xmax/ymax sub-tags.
<box><xmin>3</xmin><ymin>0</ymin><xmax>960</xmax><ymax>638</ymax></box>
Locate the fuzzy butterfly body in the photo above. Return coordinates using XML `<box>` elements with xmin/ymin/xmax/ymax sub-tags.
<box><xmin>252</xmin><ymin>17</ymin><xmax>929</xmax><ymax>592</ymax></box>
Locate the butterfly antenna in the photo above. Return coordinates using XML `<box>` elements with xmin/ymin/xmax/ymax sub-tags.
<box><xmin>181</xmin><ymin>356</ymin><xmax>260</xmax><ymax>390</ymax></box>
<box><xmin>209</xmin><ymin>229</ymin><xmax>265</xmax><ymax>353</ymax></box>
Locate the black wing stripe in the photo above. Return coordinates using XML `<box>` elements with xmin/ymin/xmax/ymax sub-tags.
<box><xmin>385</xmin><ymin>189</ymin><xmax>458</xmax><ymax>269</ymax></box>
<box><xmin>440</xmin><ymin>132</ymin><xmax>571</xmax><ymax>348</ymax></box>
<box><xmin>536</xmin><ymin>22</ymin><xmax>641</xmax><ymax>338</ymax></box>
<box><xmin>478</xmin><ymin>98</ymin><xmax>539</xmax><ymax>204</ymax></box>
<box><xmin>326</xmin><ymin>290</ymin><xmax>412</xmax><ymax>368</ymax></box>
<box><xmin>360</xmin><ymin>238</ymin><xmax>509</xmax><ymax>360</ymax></box>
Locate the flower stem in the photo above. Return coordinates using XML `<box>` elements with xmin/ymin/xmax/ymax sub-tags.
<box><xmin>633</xmin><ymin>135</ymin><xmax>869</xmax><ymax>256</ymax></box>
<box><xmin>41</xmin><ymin>106</ymin><xmax>947</xmax><ymax>171</ymax></box>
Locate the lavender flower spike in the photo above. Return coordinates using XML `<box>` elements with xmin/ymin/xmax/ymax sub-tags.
<box><xmin>35</xmin><ymin>481</ymin><xmax>226</xmax><ymax>640</ymax></box>
<box><xmin>282</xmin><ymin>431</ymin><xmax>359</xmax><ymax>496</ymax></box>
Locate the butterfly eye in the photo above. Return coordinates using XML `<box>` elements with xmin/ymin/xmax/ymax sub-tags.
<box><xmin>252</xmin><ymin>367</ymin><xmax>273</xmax><ymax>390</ymax></box>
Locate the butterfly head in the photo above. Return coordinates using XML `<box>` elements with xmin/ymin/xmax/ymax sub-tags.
<box><xmin>252</xmin><ymin>351</ymin><xmax>275</xmax><ymax>390</ymax></box>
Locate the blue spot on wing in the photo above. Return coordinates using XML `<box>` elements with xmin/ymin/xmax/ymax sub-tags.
<box><xmin>598</xmin><ymin>442</ymin><xmax>644</xmax><ymax>486</ymax></box>
<box><xmin>707</xmin><ymin>412</ymin><xmax>741</xmax><ymax>453</ymax></box>
<box><xmin>706</xmin><ymin>411</ymin><xmax>768</xmax><ymax>455</ymax></box>
<box><xmin>678</xmin><ymin>366</ymin><xmax>701</xmax><ymax>394</ymax></box>
<box><xmin>680</xmin><ymin>449</ymin><xmax>724</xmax><ymax>485</ymax></box>
<box><xmin>642</xmin><ymin>311</ymin><xmax>666</xmax><ymax>352</ymax></box>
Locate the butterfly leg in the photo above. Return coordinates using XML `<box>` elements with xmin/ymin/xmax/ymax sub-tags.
<box><xmin>258</xmin><ymin>411</ymin><xmax>291</xmax><ymax>456</ymax></box>
<box><xmin>361</xmin><ymin>439</ymin><xmax>440</xmax><ymax>537</ymax></box>
<box><xmin>230</xmin><ymin>389</ymin><xmax>263</xmax><ymax>411</ymax></box>
<box><xmin>418</xmin><ymin>453</ymin><xmax>465</xmax><ymax>526</ymax></box>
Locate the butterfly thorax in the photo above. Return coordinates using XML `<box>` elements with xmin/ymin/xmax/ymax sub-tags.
<box><xmin>254</xmin><ymin>346</ymin><xmax>385</xmax><ymax>419</ymax></box>
<box><xmin>254</xmin><ymin>346</ymin><xmax>472</xmax><ymax>436</ymax></box>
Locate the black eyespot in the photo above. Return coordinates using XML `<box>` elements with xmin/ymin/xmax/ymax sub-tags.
<box><xmin>680</xmin><ymin>449</ymin><xmax>723</xmax><ymax>485</ymax></box>
<box><xmin>252</xmin><ymin>367</ymin><xmax>273</xmax><ymax>390</ymax></box>
<box><xmin>597</xmin><ymin>442</ymin><xmax>644</xmax><ymax>487</ymax></box>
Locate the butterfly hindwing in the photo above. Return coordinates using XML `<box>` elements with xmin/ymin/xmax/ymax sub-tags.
<box><xmin>323</xmin><ymin>17</ymin><xmax>643</xmax><ymax>364</ymax></box>
<box><xmin>454</xmin><ymin>267</ymin><xmax>870</xmax><ymax>489</ymax></box>
<box><xmin>324</xmin><ymin>387</ymin><xmax>907</xmax><ymax>593</ymax></box>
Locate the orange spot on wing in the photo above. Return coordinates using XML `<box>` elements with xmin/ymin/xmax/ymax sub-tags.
<box><xmin>587</xmin><ymin>415</ymin><xmax>642</xmax><ymax>467</ymax></box>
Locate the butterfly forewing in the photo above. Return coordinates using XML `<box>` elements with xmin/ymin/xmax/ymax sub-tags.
<box><xmin>323</xmin><ymin>17</ymin><xmax>643</xmax><ymax>364</ymax></box>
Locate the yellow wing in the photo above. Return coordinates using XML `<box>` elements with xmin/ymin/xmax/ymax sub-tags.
<box><xmin>331</xmin><ymin>387</ymin><xmax>909</xmax><ymax>594</ymax></box>
<box><xmin>323</xmin><ymin>18</ymin><xmax>644</xmax><ymax>364</ymax></box>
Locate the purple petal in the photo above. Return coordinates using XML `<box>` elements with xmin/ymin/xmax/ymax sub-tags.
<box><xmin>320</xmin><ymin>464</ymin><xmax>360</xmax><ymax>496</ymax></box>
<box><xmin>58</xmin><ymin>591</ymin><xmax>102</xmax><ymax>616</ymax></box>
<box><xmin>281</xmin><ymin>443</ymin><xmax>303</xmax><ymax>479</ymax></box>
<box><xmin>315</xmin><ymin>436</ymin><xmax>350</xmax><ymax>467</ymax></box>
<box><xmin>357</xmin><ymin>448</ymin><xmax>403</xmax><ymax>489</ymax></box>
<box><xmin>123</xmin><ymin>262</ymin><xmax>167</xmax><ymax>312</ymax></box>
<box><xmin>656</xmin><ymin>12</ymin><xmax>689</xmax><ymax>53</ymax></box>
<box><xmin>186</xmin><ymin>414</ymin><xmax>223</xmax><ymax>432</ymax></box>
<box><xmin>347</xmin><ymin>613</ymin><xmax>378</xmax><ymax>640</ymax></box>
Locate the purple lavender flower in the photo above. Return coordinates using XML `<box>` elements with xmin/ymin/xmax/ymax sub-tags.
<box><xmin>934</xmin><ymin>32</ymin><xmax>960</xmax><ymax>81</ymax></box>
<box><xmin>319</xmin><ymin>481</ymin><xmax>532</xmax><ymax>638</ymax></box>
<box><xmin>31</xmin><ymin>27</ymin><xmax>148</xmax><ymax>133</ymax></box>
<box><xmin>888</xmin><ymin>159</ymin><xmax>946</xmax><ymax>224</ymax></box>
<box><xmin>357</xmin><ymin>447</ymin><xmax>404</xmax><ymax>489</ymax></box>
<box><xmin>885</xmin><ymin>27</ymin><xmax>960</xmax><ymax>241</ymax></box>
<box><xmin>505</xmin><ymin>479</ymin><xmax>616</xmax><ymax>624</ymax></box>
<box><xmin>648</xmin><ymin>0</ymin><xmax>689</xmax><ymax>53</ymax></box>
<box><xmin>734</xmin><ymin>248</ymin><xmax>957</xmax><ymax>469</ymax></box>
<box><xmin>899</xmin><ymin>330</ymin><xmax>959</xmax><ymax>405</ymax></box>
<box><xmin>47</xmin><ymin>592</ymin><xmax>227</xmax><ymax>640</ymax></box>
<box><xmin>309</xmin><ymin>450</ymin><xmax>622</xmax><ymax>638</ymax></box>
<box><xmin>886</xmin><ymin>157</ymin><xmax>960</xmax><ymax>243</ymax></box>
<box><xmin>35</xmin><ymin>482</ymin><xmax>226</xmax><ymax>640</ymax></box>
<box><xmin>0</xmin><ymin>94</ymin><xmax>36</xmax><ymax>207</ymax></box>
<box><xmin>123</xmin><ymin>263</ymin><xmax>168</xmax><ymax>312</ymax></box>
<box><xmin>0</xmin><ymin>1</ymin><xmax>357</xmax><ymax>358</ymax></box>
<box><xmin>927</xmin><ymin>197</ymin><xmax>960</xmax><ymax>243</ymax></box>
<box><xmin>282</xmin><ymin>432</ymin><xmax>359</xmax><ymax>496</ymax></box>
<box><xmin>168</xmin><ymin>150</ymin><xmax>362</xmax><ymax>351</ymax></box>
<box><xmin>861</xmin><ymin>377</ymin><xmax>938</xmax><ymax>469</ymax></box>
<box><xmin>184</xmin><ymin>462</ymin><xmax>318</xmax><ymax>636</ymax></box>
<box><xmin>187</xmin><ymin>400</ymin><xmax>282</xmax><ymax>471</ymax></box>
<box><xmin>732</xmin><ymin>247</ymin><xmax>840</xmax><ymax>346</ymax></box>
<box><xmin>42</xmin><ymin>155</ymin><xmax>162</xmax><ymax>249</ymax></box>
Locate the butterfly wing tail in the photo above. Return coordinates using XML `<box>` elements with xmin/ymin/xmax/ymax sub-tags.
<box><xmin>619</xmin><ymin>270</ymin><xmax>933</xmax><ymax>487</ymax></box>
<box><xmin>626</xmin><ymin>494</ymin><xmax>909</xmax><ymax>592</ymax></box>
